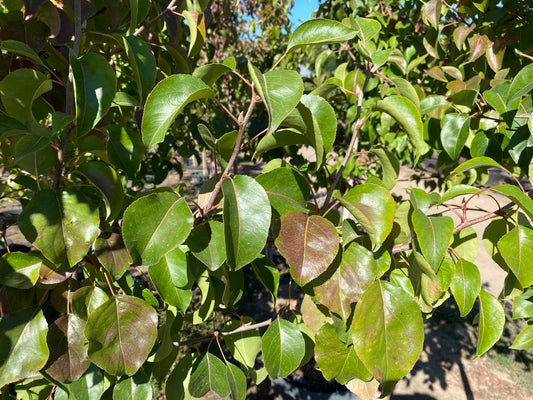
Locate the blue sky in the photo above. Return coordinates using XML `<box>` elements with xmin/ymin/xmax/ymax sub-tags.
<box><xmin>290</xmin><ymin>0</ymin><xmax>320</xmax><ymax>28</ymax></box>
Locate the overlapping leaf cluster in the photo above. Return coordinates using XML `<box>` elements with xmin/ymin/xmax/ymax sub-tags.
<box><xmin>0</xmin><ymin>0</ymin><xmax>533</xmax><ymax>399</ymax></box>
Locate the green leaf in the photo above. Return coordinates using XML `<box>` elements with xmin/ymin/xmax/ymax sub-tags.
<box><xmin>123</xmin><ymin>191</ymin><xmax>193</xmax><ymax>265</ymax></box>
<box><xmin>251</xmin><ymin>255</ymin><xmax>279</xmax><ymax>300</ymax></box>
<box><xmin>373</xmin><ymin>96</ymin><xmax>428</xmax><ymax>157</ymax></box>
<box><xmin>114</xmin><ymin>35</ymin><xmax>156</xmax><ymax>103</ymax></box>
<box><xmin>0</xmin><ymin>251</ymin><xmax>41</xmax><ymax>289</ymax></box>
<box><xmin>188</xmin><ymin>353</ymin><xmax>230</xmax><ymax>398</ymax></box>
<box><xmin>1</xmin><ymin>40</ymin><xmax>43</xmax><ymax>66</ymax></box>
<box><xmin>215</xmin><ymin>130</ymin><xmax>237</xmax><ymax>169</ymax></box>
<box><xmin>77</xmin><ymin>160</ymin><xmax>124</xmax><ymax>221</ymax></box>
<box><xmin>451</xmin><ymin>227</ymin><xmax>478</xmax><ymax>263</ymax></box>
<box><xmin>275</xmin><ymin>212</ymin><xmax>339</xmax><ymax>286</ymax></box>
<box><xmin>440</xmin><ymin>185</ymin><xmax>480</xmax><ymax>203</ymax></box>
<box><xmin>391</xmin><ymin>78</ymin><xmax>420</xmax><ymax>110</ymax></box>
<box><xmin>507</xmin><ymin>63</ymin><xmax>533</xmax><ymax>103</ymax></box>
<box><xmin>420</xmin><ymin>95</ymin><xmax>449</xmax><ymax>114</ymax></box>
<box><xmin>85</xmin><ymin>295</ymin><xmax>158</xmax><ymax>376</ymax></box>
<box><xmin>54</xmin><ymin>363</ymin><xmax>104</xmax><ymax>400</ymax></box>
<box><xmin>315</xmin><ymin>323</ymin><xmax>371</xmax><ymax>384</ymax></box>
<box><xmin>491</xmin><ymin>185</ymin><xmax>533</xmax><ymax>221</ymax></box>
<box><xmin>183</xmin><ymin>10</ymin><xmax>206</xmax><ymax>57</ymax></box>
<box><xmin>193</xmin><ymin>63</ymin><xmax>234</xmax><ymax>87</ymax></box>
<box><xmin>351</xmin><ymin>281</ymin><xmax>424</xmax><ymax>395</ymax></box>
<box><xmin>450</xmin><ymin>259</ymin><xmax>481</xmax><ymax>317</ymax></box>
<box><xmin>476</xmin><ymin>289</ymin><xmax>505</xmax><ymax>357</ymax></box>
<box><xmin>314</xmin><ymin>242</ymin><xmax>378</xmax><ymax>320</ymax></box>
<box><xmin>141</xmin><ymin>75</ymin><xmax>214</xmax><ymax>151</ymax></box>
<box><xmin>337</xmin><ymin>183</ymin><xmax>396</xmax><ymax>249</ymax></box>
<box><xmin>128</xmin><ymin>0</ymin><xmax>150</xmax><ymax>33</ymax></box>
<box><xmin>409</xmin><ymin>188</ymin><xmax>431</xmax><ymax>213</ymax></box>
<box><xmin>423</xmin><ymin>0</ymin><xmax>442</xmax><ymax>28</ymax></box>
<box><xmin>449</xmin><ymin>156</ymin><xmax>502</xmax><ymax>179</ymax></box>
<box><xmin>113</xmin><ymin>369</ymin><xmax>152</xmax><ymax>400</ymax></box>
<box><xmin>262</xmin><ymin>319</ymin><xmax>305</xmax><ymax>379</ymax></box>
<box><xmin>248</xmin><ymin>64</ymin><xmax>303</xmax><ymax>135</ymax></box>
<box><xmin>412</xmin><ymin>210</ymin><xmax>454</xmax><ymax>270</ymax></box>
<box><xmin>106</xmin><ymin>125</ymin><xmax>144</xmax><ymax>177</ymax></box>
<box><xmin>286</xmin><ymin>19</ymin><xmax>356</xmax><ymax>54</ymax></box>
<box><xmin>148</xmin><ymin>247</ymin><xmax>192</xmax><ymax>312</ymax></box>
<box><xmin>299</xmin><ymin>94</ymin><xmax>337</xmax><ymax>154</ymax></box>
<box><xmin>44</xmin><ymin>314</ymin><xmax>90</xmax><ymax>383</ymax></box>
<box><xmin>351</xmin><ymin>17</ymin><xmax>381</xmax><ymax>47</ymax></box>
<box><xmin>497</xmin><ymin>226</ymin><xmax>533</xmax><ymax>287</ymax></box>
<box><xmin>370</xmin><ymin>146</ymin><xmax>400</xmax><ymax>189</ymax></box>
<box><xmin>256</xmin><ymin>167</ymin><xmax>310</xmax><ymax>215</ymax></box>
<box><xmin>0</xmin><ymin>69</ymin><xmax>52</xmax><ymax>125</ymax></box>
<box><xmin>441</xmin><ymin>113</ymin><xmax>470</xmax><ymax>160</ymax></box>
<box><xmin>71</xmin><ymin>53</ymin><xmax>116</xmax><ymax>136</ymax></box>
<box><xmin>186</xmin><ymin>220</ymin><xmax>226</xmax><ymax>271</ymax></box>
<box><xmin>71</xmin><ymin>286</ymin><xmax>109</xmax><ymax>321</ymax></box>
<box><xmin>18</xmin><ymin>189</ymin><xmax>100</xmax><ymax>268</ymax></box>
<box><xmin>222</xmin><ymin>175</ymin><xmax>271</xmax><ymax>270</ymax></box>
<box><xmin>226</xmin><ymin>363</ymin><xmax>247</xmax><ymax>400</ymax></box>
<box><xmin>512</xmin><ymin>288</ymin><xmax>533</xmax><ymax>319</ymax></box>
<box><xmin>510</xmin><ymin>325</ymin><xmax>533</xmax><ymax>350</ymax></box>
<box><xmin>94</xmin><ymin>233</ymin><xmax>132</xmax><ymax>280</ymax></box>
<box><xmin>255</xmin><ymin>128</ymin><xmax>311</xmax><ymax>156</ymax></box>
<box><xmin>0</xmin><ymin>308</ymin><xmax>49</xmax><ymax>387</ymax></box>
<box><xmin>165</xmin><ymin>353</ymin><xmax>195</xmax><ymax>400</ymax></box>
<box><xmin>223</xmin><ymin>317</ymin><xmax>261</xmax><ymax>370</ymax></box>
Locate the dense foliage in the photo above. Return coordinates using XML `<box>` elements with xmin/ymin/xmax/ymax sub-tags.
<box><xmin>0</xmin><ymin>0</ymin><xmax>533</xmax><ymax>398</ymax></box>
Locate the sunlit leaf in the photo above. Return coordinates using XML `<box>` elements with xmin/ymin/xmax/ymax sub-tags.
<box><xmin>450</xmin><ymin>259</ymin><xmax>481</xmax><ymax>317</ymax></box>
<box><xmin>370</xmin><ymin>146</ymin><xmax>400</xmax><ymax>190</ymax></box>
<box><xmin>186</xmin><ymin>220</ymin><xmax>226</xmax><ymax>271</ymax></box>
<box><xmin>226</xmin><ymin>363</ymin><xmax>247</xmax><ymax>400</ymax></box>
<box><xmin>475</xmin><ymin>289</ymin><xmax>504</xmax><ymax>357</ymax></box>
<box><xmin>286</xmin><ymin>19</ymin><xmax>356</xmax><ymax>54</ymax></box>
<box><xmin>256</xmin><ymin>167</ymin><xmax>310</xmax><ymax>215</ymax></box>
<box><xmin>106</xmin><ymin>125</ymin><xmax>144</xmax><ymax>177</ymax></box>
<box><xmin>142</xmin><ymin>75</ymin><xmax>214</xmax><ymax>150</ymax></box>
<box><xmin>53</xmin><ymin>363</ymin><xmax>104</xmax><ymax>400</ymax></box>
<box><xmin>497</xmin><ymin>226</ymin><xmax>533</xmax><ymax>287</ymax></box>
<box><xmin>18</xmin><ymin>189</ymin><xmax>99</xmax><ymax>269</ymax></box>
<box><xmin>113</xmin><ymin>369</ymin><xmax>152</xmax><ymax>400</ymax></box>
<box><xmin>510</xmin><ymin>325</ymin><xmax>533</xmax><ymax>350</ymax></box>
<box><xmin>85</xmin><ymin>295</ymin><xmax>158</xmax><ymax>376</ymax></box>
<box><xmin>188</xmin><ymin>353</ymin><xmax>230</xmax><ymax>398</ymax></box>
<box><xmin>262</xmin><ymin>319</ymin><xmax>305</xmax><ymax>379</ymax></box>
<box><xmin>441</xmin><ymin>113</ymin><xmax>470</xmax><ymax>159</ymax></box>
<box><xmin>491</xmin><ymin>185</ymin><xmax>533</xmax><ymax>221</ymax></box>
<box><xmin>275</xmin><ymin>212</ymin><xmax>339</xmax><ymax>286</ymax></box>
<box><xmin>0</xmin><ymin>251</ymin><xmax>41</xmax><ymax>289</ymax></box>
<box><xmin>123</xmin><ymin>191</ymin><xmax>193</xmax><ymax>265</ymax></box>
<box><xmin>251</xmin><ymin>255</ymin><xmax>279</xmax><ymax>300</ymax></box>
<box><xmin>412</xmin><ymin>210</ymin><xmax>454</xmax><ymax>270</ymax></box>
<box><xmin>0</xmin><ymin>308</ymin><xmax>49</xmax><ymax>387</ymax></box>
<box><xmin>193</xmin><ymin>63</ymin><xmax>234</xmax><ymax>87</ymax></box>
<box><xmin>337</xmin><ymin>183</ymin><xmax>396</xmax><ymax>249</ymax></box>
<box><xmin>507</xmin><ymin>63</ymin><xmax>533</xmax><ymax>103</ymax></box>
<box><xmin>512</xmin><ymin>288</ymin><xmax>533</xmax><ymax>319</ymax></box>
<box><xmin>222</xmin><ymin>175</ymin><xmax>271</xmax><ymax>270</ymax></box>
<box><xmin>423</xmin><ymin>0</ymin><xmax>441</xmax><ymax>28</ymax></box>
<box><xmin>351</xmin><ymin>280</ymin><xmax>424</xmax><ymax>395</ymax></box>
<box><xmin>223</xmin><ymin>317</ymin><xmax>261</xmax><ymax>370</ymax></box>
<box><xmin>71</xmin><ymin>286</ymin><xmax>109</xmax><ymax>321</ymax></box>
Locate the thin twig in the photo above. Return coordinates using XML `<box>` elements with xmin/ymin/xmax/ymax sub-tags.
<box><xmin>133</xmin><ymin>0</ymin><xmax>179</xmax><ymax>36</ymax></box>
<box><xmin>203</xmin><ymin>85</ymin><xmax>258</xmax><ymax>214</ymax></box>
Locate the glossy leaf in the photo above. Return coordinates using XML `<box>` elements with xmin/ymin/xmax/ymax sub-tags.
<box><xmin>248</xmin><ymin>64</ymin><xmax>303</xmax><ymax>135</ymax></box>
<box><xmin>450</xmin><ymin>259</ymin><xmax>481</xmax><ymax>317</ymax></box>
<box><xmin>412</xmin><ymin>209</ymin><xmax>454</xmax><ymax>270</ymax></box>
<box><xmin>255</xmin><ymin>128</ymin><xmax>311</xmax><ymax>156</ymax></box>
<box><xmin>0</xmin><ymin>251</ymin><xmax>41</xmax><ymax>289</ymax></box>
<box><xmin>510</xmin><ymin>325</ymin><xmax>533</xmax><ymax>350</ymax></box>
<box><xmin>85</xmin><ymin>295</ymin><xmax>158</xmax><ymax>376</ymax></box>
<box><xmin>300</xmin><ymin>94</ymin><xmax>337</xmax><ymax>154</ymax></box>
<box><xmin>351</xmin><ymin>280</ymin><xmax>424</xmax><ymax>395</ymax></box>
<box><xmin>314</xmin><ymin>242</ymin><xmax>378</xmax><ymax>320</ymax></box>
<box><xmin>106</xmin><ymin>125</ymin><xmax>144</xmax><ymax>177</ymax></box>
<box><xmin>262</xmin><ymin>318</ymin><xmax>305</xmax><ymax>379</ymax></box>
<box><xmin>223</xmin><ymin>317</ymin><xmax>261</xmax><ymax>370</ymax></box>
<box><xmin>352</xmin><ymin>17</ymin><xmax>381</xmax><ymax>46</ymax></box>
<box><xmin>123</xmin><ymin>191</ymin><xmax>193</xmax><ymax>265</ymax></box>
<box><xmin>256</xmin><ymin>167</ymin><xmax>310</xmax><ymax>215</ymax></box>
<box><xmin>186</xmin><ymin>220</ymin><xmax>226</xmax><ymax>270</ymax></box>
<box><xmin>1</xmin><ymin>39</ymin><xmax>43</xmax><ymax>66</ymax></box>
<box><xmin>193</xmin><ymin>63</ymin><xmax>233</xmax><ymax>86</ymax></box>
<box><xmin>141</xmin><ymin>75</ymin><xmax>214</xmax><ymax>151</ymax></box>
<box><xmin>373</xmin><ymin>96</ymin><xmax>428</xmax><ymax>156</ymax></box>
<box><xmin>423</xmin><ymin>0</ymin><xmax>441</xmax><ymax>28</ymax></box>
<box><xmin>226</xmin><ymin>363</ymin><xmax>247</xmax><ymax>400</ymax></box>
<box><xmin>44</xmin><ymin>314</ymin><xmax>89</xmax><ymax>383</ymax></box>
<box><xmin>449</xmin><ymin>156</ymin><xmax>502</xmax><ymax>178</ymax></box>
<box><xmin>507</xmin><ymin>63</ymin><xmax>533</xmax><ymax>102</ymax></box>
<box><xmin>115</xmin><ymin>35</ymin><xmax>156</xmax><ymax>103</ymax></box>
<box><xmin>476</xmin><ymin>289</ymin><xmax>505</xmax><ymax>357</ymax></box>
<box><xmin>275</xmin><ymin>212</ymin><xmax>339</xmax><ymax>286</ymax></box>
<box><xmin>183</xmin><ymin>10</ymin><xmax>206</xmax><ymax>57</ymax></box>
<box><xmin>148</xmin><ymin>247</ymin><xmax>192</xmax><ymax>312</ymax></box>
<box><xmin>512</xmin><ymin>288</ymin><xmax>533</xmax><ymax>319</ymax></box>
<box><xmin>222</xmin><ymin>175</ymin><xmax>271</xmax><ymax>270</ymax></box>
<box><xmin>0</xmin><ymin>68</ymin><xmax>52</xmax><ymax>125</ymax></box>
<box><xmin>77</xmin><ymin>160</ymin><xmax>124</xmax><ymax>221</ymax></box>
<box><xmin>441</xmin><ymin>113</ymin><xmax>470</xmax><ymax>159</ymax></box>
<box><xmin>94</xmin><ymin>233</ymin><xmax>132</xmax><ymax>280</ymax></box>
<box><xmin>391</xmin><ymin>78</ymin><xmax>420</xmax><ymax>109</ymax></box>
<box><xmin>337</xmin><ymin>183</ymin><xmax>396</xmax><ymax>249</ymax></box>
<box><xmin>286</xmin><ymin>19</ymin><xmax>356</xmax><ymax>54</ymax></box>
<box><xmin>497</xmin><ymin>226</ymin><xmax>533</xmax><ymax>287</ymax></box>
<box><xmin>315</xmin><ymin>323</ymin><xmax>371</xmax><ymax>384</ymax></box>
<box><xmin>370</xmin><ymin>146</ymin><xmax>400</xmax><ymax>189</ymax></box>
<box><xmin>18</xmin><ymin>189</ymin><xmax>99</xmax><ymax>268</ymax></box>
<box><xmin>451</xmin><ymin>227</ymin><xmax>478</xmax><ymax>263</ymax></box>
<box><xmin>0</xmin><ymin>308</ymin><xmax>49</xmax><ymax>387</ymax></box>
<box><xmin>165</xmin><ymin>353</ymin><xmax>195</xmax><ymax>400</ymax></box>
<box><xmin>188</xmin><ymin>353</ymin><xmax>230</xmax><ymax>398</ymax></box>
<box><xmin>71</xmin><ymin>53</ymin><xmax>116</xmax><ymax>136</ymax></box>
<box><xmin>491</xmin><ymin>185</ymin><xmax>533</xmax><ymax>221</ymax></box>
<box><xmin>71</xmin><ymin>286</ymin><xmax>109</xmax><ymax>321</ymax></box>
<box><xmin>54</xmin><ymin>363</ymin><xmax>104</xmax><ymax>400</ymax></box>
<box><xmin>440</xmin><ymin>185</ymin><xmax>480</xmax><ymax>203</ymax></box>
<box><xmin>113</xmin><ymin>369</ymin><xmax>152</xmax><ymax>400</ymax></box>
<box><xmin>420</xmin><ymin>95</ymin><xmax>449</xmax><ymax>114</ymax></box>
